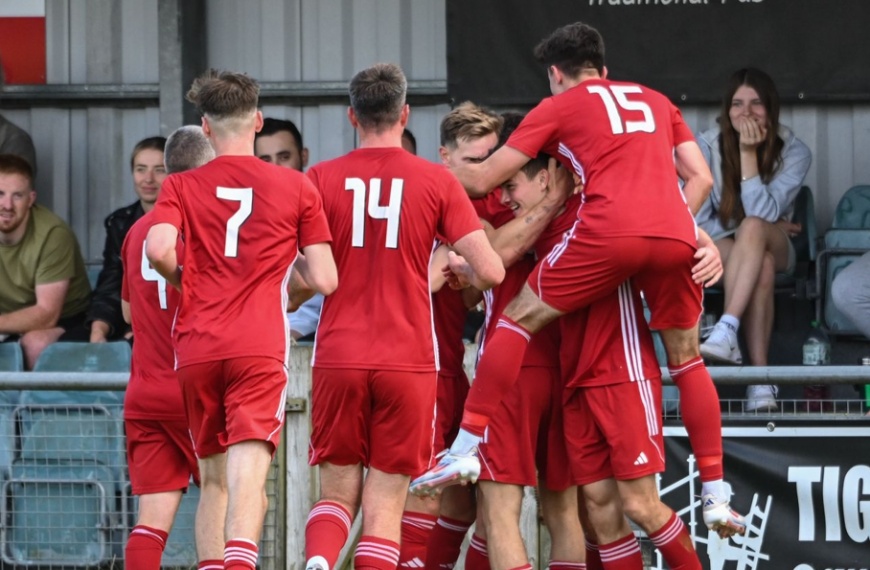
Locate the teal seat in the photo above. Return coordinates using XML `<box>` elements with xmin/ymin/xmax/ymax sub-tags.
<box><xmin>86</xmin><ymin>266</ymin><xmax>102</xmax><ymax>290</ymax></box>
<box><xmin>817</xmin><ymin>230</ymin><xmax>870</xmax><ymax>335</ymax></box>
<box><xmin>26</xmin><ymin>341</ymin><xmax>131</xmax><ymax>407</ymax></box>
<box><xmin>832</xmin><ymin>185</ymin><xmax>870</xmax><ymax>229</ymax></box>
<box><xmin>1</xmin><ymin>462</ymin><xmax>118</xmax><ymax>566</ymax></box>
<box><xmin>0</xmin><ymin>344</ymin><xmax>24</xmax><ymax>372</ymax></box>
<box><xmin>159</xmin><ymin>483</ymin><xmax>199</xmax><ymax>567</ymax></box>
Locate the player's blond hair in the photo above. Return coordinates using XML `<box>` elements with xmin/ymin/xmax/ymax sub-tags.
<box><xmin>440</xmin><ymin>102</ymin><xmax>503</xmax><ymax>148</ymax></box>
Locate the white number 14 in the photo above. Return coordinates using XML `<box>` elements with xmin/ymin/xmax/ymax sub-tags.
<box><xmin>345</xmin><ymin>177</ymin><xmax>404</xmax><ymax>249</ymax></box>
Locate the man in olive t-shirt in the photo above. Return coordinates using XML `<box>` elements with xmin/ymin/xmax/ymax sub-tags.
<box><xmin>0</xmin><ymin>154</ymin><xmax>91</xmax><ymax>369</ymax></box>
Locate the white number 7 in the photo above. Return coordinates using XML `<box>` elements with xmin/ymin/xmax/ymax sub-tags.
<box><xmin>217</xmin><ymin>187</ymin><xmax>253</xmax><ymax>257</ymax></box>
<box><xmin>587</xmin><ymin>85</ymin><xmax>655</xmax><ymax>135</ymax></box>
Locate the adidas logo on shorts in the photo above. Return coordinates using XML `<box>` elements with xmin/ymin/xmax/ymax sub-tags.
<box><xmin>634</xmin><ymin>452</ymin><xmax>649</xmax><ymax>466</ymax></box>
<box><xmin>400</xmin><ymin>557</ymin><xmax>425</xmax><ymax>568</ymax></box>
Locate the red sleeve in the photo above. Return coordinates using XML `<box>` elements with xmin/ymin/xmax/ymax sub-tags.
<box><xmin>120</xmin><ymin>231</ymin><xmax>131</xmax><ymax>303</ymax></box>
<box><xmin>297</xmin><ymin>174</ymin><xmax>333</xmax><ymax>248</ymax></box>
<box><xmin>150</xmin><ymin>174</ymin><xmax>184</xmax><ymax>231</ymax></box>
<box><xmin>671</xmin><ymin>105</ymin><xmax>694</xmax><ymax>146</ymax></box>
<box><xmin>439</xmin><ymin>173</ymin><xmax>483</xmax><ymax>243</ymax></box>
<box><xmin>506</xmin><ymin>97</ymin><xmax>560</xmax><ymax>159</ymax></box>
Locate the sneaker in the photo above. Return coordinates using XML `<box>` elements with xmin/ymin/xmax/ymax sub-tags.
<box><xmin>700</xmin><ymin>323</ymin><xmax>742</xmax><ymax>365</ymax></box>
<box><xmin>306</xmin><ymin>555</ymin><xmax>329</xmax><ymax>570</ymax></box>
<box><xmin>745</xmin><ymin>385</ymin><xmax>778</xmax><ymax>412</ymax></box>
<box><xmin>702</xmin><ymin>494</ymin><xmax>747</xmax><ymax>538</ymax></box>
<box><xmin>409</xmin><ymin>450</ymin><xmax>480</xmax><ymax>496</ymax></box>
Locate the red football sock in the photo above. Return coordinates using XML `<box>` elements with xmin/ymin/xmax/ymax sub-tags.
<box><xmin>648</xmin><ymin>512</ymin><xmax>701</xmax><ymax>570</ymax></box>
<box><xmin>549</xmin><ymin>562</ymin><xmax>587</xmax><ymax>570</ymax></box>
<box><xmin>668</xmin><ymin>357</ymin><xmax>724</xmax><ymax>482</ymax></box>
<box><xmin>598</xmin><ymin>533</ymin><xmax>643</xmax><ymax>570</ymax></box>
<box><xmin>508</xmin><ymin>565</ymin><xmax>532</xmax><ymax>570</ymax></box>
<box><xmin>198</xmin><ymin>560</ymin><xmax>225</xmax><ymax>570</ymax></box>
<box><xmin>125</xmin><ymin>525</ymin><xmax>168</xmax><ymax>570</ymax></box>
<box><xmin>399</xmin><ymin>511</ymin><xmax>438</xmax><ymax>567</ymax></box>
<box><xmin>424</xmin><ymin>516</ymin><xmax>472</xmax><ymax>570</ymax></box>
<box><xmin>585</xmin><ymin>541</ymin><xmax>603</xmax><ymax>570</ymax></box>
<box><xmin>355</xmin><ymin>535</ymin><xmax>400</xmax><ymax>570</ymax></box>
<box><xmin>306</xmin><ymin>500</ymin><xmax>354</xmax><ymax>570</ymax></box>
<box><xmin>224</xmin><ymin>538</ymin><xmax>258</xmax><ymax>570</ymax></box>
<box><xmin>461</xmin><ymin>318</ymin><xmax>531</xmax><ymax>435</ymax></box>
<box><xmin>463</xmin><ymin>533</ymin><xmax>490</xmax><ymax>570</ymax></box>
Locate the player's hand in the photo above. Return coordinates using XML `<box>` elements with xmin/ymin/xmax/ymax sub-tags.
<box><xmin>443</xmin><ymin>251</ymin><xmax>473</xmax><ymax>289</ymax></box>
<box><xmin>736</xmin><ymin>116</ymin><xmax>766</xmax><ymax>151</ymax></box>
<box><xmin>545</xmin><ymin>158</ymin><xmax>573</xmax><ymax>204</ymax></box>
<box><xmin>692</xmin><ymin>244</ymin><xmax>723</xmax><ymax>288</ymax></box>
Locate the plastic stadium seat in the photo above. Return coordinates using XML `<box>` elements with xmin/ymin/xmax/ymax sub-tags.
<box><xmin>1</xmin><ymin>462</ymin><xmax>119</xmax><ymax>566</ymax></box>
<box><xmin>0</xmin><ymin>345</ymin><xmax>23</xmax><ymax>481</ymax></box>
<box><xmin>26</xmin><ymin>341</ymin><xmax>131</xmax><ymax>407</ymax></box>
<box><xmin>832</xmin><ymin>185</ymin><xmax>870</xmax><ymax>229</ymax></box>
<box><xmin>159</xmin><ymin>483</ymin><xmax>199</xmax><ymax>567</ymax></box>
<box><xmin>0</xmin><ymin>344</ymin><xmax>24</xmax><ymax>372</ymax></box>
<box><xmin>816</xmin><ymin>230</ymin><xmax>870</xmax><ymax>335</ymax></box>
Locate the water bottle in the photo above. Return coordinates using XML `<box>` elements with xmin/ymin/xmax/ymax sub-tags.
<box><xmin>802</xmin><ymin>321</ymin><xmax>831</xmax><ymax>366</ymax></box>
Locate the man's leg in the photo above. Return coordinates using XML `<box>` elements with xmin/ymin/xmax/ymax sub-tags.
<box><xmin>616</xmin><ymin>476</ymin><xmax>700</xmax><ymax>570</ymax></box>
<box><xmin>398</xmin><ymin>494</ymin><xmax>439</xmax><ymax>568</ymax></box>
<box><xmin>126</xmin><ymin>491</ymin><xmax>183</xmax><ymax>570</ymax></box>
<box><xmin>307</xmin><ymin>462</ymin><xmax>363</xmax><ymax>570</ymax></box>
<box><xmin>424</xmin><ymin>485</ymin><xmax>476</xmax><ymax>570</ymax></box>
<box><xmin>539</xmin><ymin>486</ymin><xmax>584</xmax><ymax>566</ymax></box>
<box><xmin>355</xmin><ymin>468</ymin><xmax>412</xmax><ymax>570</ymax></box>
<box><xmin>581</xmin><ymin>480</ymin><xmax>643</xmax><ymax>570</ymax></box>
<box><xmin>477</xmin><ymin>481</ymin><xmax>528</xmax><ymax>570</ymax></box>
<box><xmin>223</xmin><ymin>440</ymin><xmax>273</xmax><ymax>569</ymax></box>
<box><xmin>197</xmin><ymin>453</ymin><xmax>229</xmax><ymax>569</ymax></box>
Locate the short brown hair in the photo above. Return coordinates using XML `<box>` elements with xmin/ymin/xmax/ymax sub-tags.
<box><xmin>129</xmin><ymin>136</ymin><xmax>167</xmax><ymax>171</ymax></box>
<box><xmin>186</xmin><ymin>69</ymin><xmax>260</xmax><ymax>120</ymax></box>
<box><xmin>440</xmin><ymin>102</ymin><xmax>503</xmax><ymax>148</ymax></box>
<box><xmin>348</xmin><ymin>63</ymin><xmax>407</xmax><ymax>131</ymax></box>
<box><xmin>0</xmin><ymin>153</ymin><xmax>34</xmax><ymax>186</ymax></box>
<box><xmin>533</xmin><ymin>22</ymin><xmax>605</xmax><ymax>77</ymax></box>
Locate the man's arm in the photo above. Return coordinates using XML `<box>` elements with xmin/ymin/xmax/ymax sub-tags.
<box><xmin>87</xmin><ymin>215</ymin><xmax>127</xmax><ymax>342</ymax></box>
<box><xmin>675</xmin><ymin>140</ymin><xmax>714</xmax><ymax>216</ymax></box>
<box><xmin>693</xmin><ymin>227</ymin><xmax>723</xmax><ymax>288</ymax></box>
<box><xmin>121</xmin><ymin>299</ymin><xmax>131</xmax><ymax>325</ymax></box>
<box><xmin>298</xmin><ymin>242</ymin><xmax>338</xmax><ymax>296</ymax></box>
<box><xmin>145</xmin><ymin>223</ymin><xmax>182</xmax><ymax>289</ymax></box>
<box><xmin>429</xmin><ymin>243</ymin><xmax>451</xmax><ymax>292</ymax></box>
<box><xmin>0</xmin><ymin>280</ymin><xmax>68</xmax><ymax>334</ymax></box>
<box><xmin>450</xmin><ymin>229</ymin><xmax>505</xmax><ymax>291</ymax></box>
<box><xmin>453</xmin><ymin>145</ymin><xmax>533</xmax><ymax>199</ymax></box>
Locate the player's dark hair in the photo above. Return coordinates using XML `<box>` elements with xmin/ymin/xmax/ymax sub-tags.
<box><xmin>186</xmin><ymin>69</ymin><xmax>260</xmax><ymax>120</ymax></box>
<box><xmin>257</xmin><ymin>117</ymin><xmax>304</xmax><ymax>154</ymax></box>
<box><xmin>129</xmin><ymin>136</ymin><xmax>167</xmax><ymax>172</ymax></box>
<box><xmin>0</xmin><ymin>153</ymin><xmax>34</xmax><ymax>186</ymax></box>
<box><xmin>440</xmin><ymin>102</ymin><xmax>503</xmax><ymax>148</ymax></box>
<box><xmin>717</xmin><ymin>67</ymin><xmax>784</xmax><ymax>227</ymax></box>
<box><xmin>349</xmin><ymin>63</ymin><xmax>407</xmax><ymax>131</ymax></box>
<box><xmin>496</xmin><ymin>111</ymin><xmax>526</xmax><ymax>149</ymax></box>
<box><xmin>164</xmin><ymin>126</ymin><xmax>214</xmax><ymax>174</ymax></box>
<box><xmin>533</xmin><ymin>21</ymin><xmax>605</xmax><ymax>77</ymax></box>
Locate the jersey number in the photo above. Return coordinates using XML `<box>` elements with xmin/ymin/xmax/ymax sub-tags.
<box><xmin>140</xmin><ymin>241</ymin><xmax>168</xmax><ymax>310</ymax></box>
<box><xmin>587</xmin><ymin>85</ymin><xmax>655</xmax><ymax>135</ymax></box>
<box><xmin>345</xmin><ymin>177</ymin><xmax>404</xmax><ymax>249</ymax></box>
<box><xmin>217</xmin><ymin>187</ymin><xmax>253</xmax><ymax>257</ymax></box>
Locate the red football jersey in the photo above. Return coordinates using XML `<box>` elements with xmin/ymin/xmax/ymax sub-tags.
<box><xmin>149</xmin><ymin>155</ymin><xmax>332</xmax><ymax>367</ymax></box>
<box><xmin>508</xmin><ymin>78</ymin><xmax>697</xmax><ymax>247</ymax></box>
<box><xmin>308</xmin><ymin>147</ymin><xmax>482</xmax><ymax>371</ymax></box>
<box><xmin>121</xmin><ymin>211</ymin><xmax>185</xmax><ymax>420</ymax></box>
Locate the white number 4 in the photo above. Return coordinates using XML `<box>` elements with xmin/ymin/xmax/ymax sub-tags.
<box><xmin>587</xmin><ymin>85</ymin><xmax>655</xmax><ymax>135</ymax></box>
<box><xmin>217</xmin><ymin>187</ymin><xmax>253</xmax><ymax>257</ymax></box>
<box><xmin>140</xmin><ymin>241</ymin><xmax>167</xmax><ymax>310</ymax></box>
<box><xmin>345</xmin><ymin>178</ymin><xmax>404</xmax><ymax>249</ymax></box>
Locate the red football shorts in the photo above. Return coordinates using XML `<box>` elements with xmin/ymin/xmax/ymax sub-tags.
<box><xmin>563</xmin><ymin>378</ymin><xmax>664</xmax><ymax>484</ymax></box>
<box><xmin>530</xmin><ymin>231</ymin><xmax>702</xmax><ymax>330</ymax></box>
<box><xmin>309</xmin><ymin>368</ymin><xmax>437</xmax><ymax>476</ymax></box>
<box><xmin>432</xmin><ymin>372</ymin><xmax>470</xmax><ymax>457</ymax></box>
<box><xmin>477</xmin><ymin>366</ymin><xmax>570</xmax><ymax>489</ymax></box>
<box><xmin>126</xmin><ymin>418</ymin><xmax>200</xmax><ymax>495</ymax></box>
<box><xmin>177</xmin><ymin>357</ymin><xmax>288</xmax><ymax>458</ymax></box>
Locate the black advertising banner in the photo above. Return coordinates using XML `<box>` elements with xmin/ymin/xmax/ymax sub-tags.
<box><xmin>446</xmin><ymin>0</ymin><xmax>870</xmax><ymax>107</ymax></box>
<box><xmin>661</xmin><ymin>422</ymin><xmax>870</xmax><ymax>569</ymax></box>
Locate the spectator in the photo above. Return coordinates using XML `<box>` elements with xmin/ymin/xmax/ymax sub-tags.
<box><xmin>255</xmin><ymin>118</ymin><xmax>320</xmax><ymax>341</ymax></box>
<box><xmin>401</xmin><ymin>127</ymin><xmax>417</xmax><ymax>154</ymax></box>
<box><xmin>696</xmin><ymin>68</ymin><xmax>812</xmax><ymax>412</ymax></box>
<box><xmin>255</xmin><ymin>117</ymin><xmax>308</xmax><ymax>170</ymax></box>
<box><xmin>86</xmin><ymin>136</ymin><xmax>167</xmax><ymax>343</ymax></box>
<box><xmin>831</xmin><ymin>252</ymin><xmax>870</xmax><ymax>339</ymax></box>
<box><xmin>0</xmin><ymin>63</ymin><xmax>37</xmax><ymax>173</ymax></box>
<box><xmin>0</xmin><ymin>154</ymin><xmax>91</xmax><ymax>368</ymax></box>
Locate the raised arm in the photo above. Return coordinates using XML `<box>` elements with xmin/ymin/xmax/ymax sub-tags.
<box><xmin>675</xmin><ymin>140</ymin><xmax>714</xmax><ymax>216</ymax></box>
<box><xmin>453</xmin><ymin>145</ymin><xmax>533</xmax><ymax>199</ymax></box>
<box><xmin>145</xmin><ymin>223</ymin><xmax>181</xmax><ymax>289</ymax></box>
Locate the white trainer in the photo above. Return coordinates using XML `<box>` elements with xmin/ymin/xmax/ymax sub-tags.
<box><xmin>745</xmin><ymin>384</ymin><xmax>779</xmax><ymax>412</ymax></box>
<box><xmin>700</xmin><ymin>323</ymin><xmax>743</xmax><ymax>365</ymax></box>
<box><xmin>702</xmin><ymin>494</ymin><xmax>747</xmax><ymax>538</ymax></box>
<box><xmin>409</xmin><ymin>450</ymin><xmax>481</xmax><ymax>496</ymax></box>
<box><xmin>306</xmin><ymin>555</ymin><xmax>329</xmax><ymax>570</ymax></box>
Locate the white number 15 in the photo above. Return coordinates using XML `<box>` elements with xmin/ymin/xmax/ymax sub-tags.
<box><xmin>587</xmin><ymin>85</ymin><xmax>656</xmax><ymax>135</ymax></box>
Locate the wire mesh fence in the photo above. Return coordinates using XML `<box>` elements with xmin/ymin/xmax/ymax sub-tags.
<box><xmin>0</xmin><ymin>388</ymin><xmax>284</xmax><ymax>570</ymax></box>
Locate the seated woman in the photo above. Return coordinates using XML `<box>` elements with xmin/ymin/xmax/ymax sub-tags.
<box><xmin>695</xmin><ymin>67</ymin><xmax>812</xmax><ymax>412</ymax></box>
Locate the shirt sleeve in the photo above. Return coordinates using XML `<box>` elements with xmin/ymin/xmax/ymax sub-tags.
<box><xmin>297</xmin><ymin>174</ymin><xmax>333</xmax><ymax>249</ymax></box>
<box><xmin>35</xmin><ymin>226</ymin><xmax>77</xmax><ymax>285</ymax></box>
<box><xmin>671</xmin><ymin>105</ymin><xmax>694</xmax><ymax>146</ymax></box>
<box><xmin>506</xmin><ymin>98</ymin><xmax>560</xmax><ymax>159</ymax></box>
<box><xmin>740</xmin><ymin>135</ymin><xmax>812</xmax><ymax>221</ymax></box>
<box><xmin>439</xmin><ymin>173</ymin><xmax>484</xmax><ymax>243</ymax></box>
<box><xmin>149</xmin><ymin>174</ymin><xmax>184</xmax><ymax>230</ymax></box>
